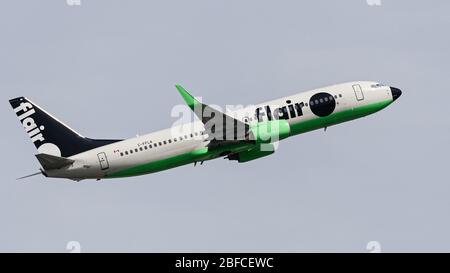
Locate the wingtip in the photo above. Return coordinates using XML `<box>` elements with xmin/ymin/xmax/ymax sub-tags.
<box><xmin>175</xmin><ymin>84</ymin><xmax>197</xmax><ymax>108</ymax></box>
<box><xmin>175</xmin><ymin>84</ymin><xmax>186</xmax><ymax>93</ymax></box>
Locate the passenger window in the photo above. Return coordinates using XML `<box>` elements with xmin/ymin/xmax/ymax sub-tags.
<box><xmin>195</xmin><ymin>132</ymin><xmax>198</xmax><ymax>136</ymax></box>
<box><xmin>125</xmin><ymin>151</ymin><xmax>129</xmax><ymax>155</ymax></box>
<box><xmin>163</xmin><ymin>141</ymin><xmax>167</xmax><ymax>145</ymax></box>
<box><xmin>130</xmin><ymin>150</ymin><xmax>133</xmax><ymax>154</ymax></box>
<box><xmin>179</xmin><ymin>137</ymin><xmax>183</xmax><ymax>141</ymax></box>
<box><xmin>120</xmin><ymin>152</ymin><xmax>124</xmax><ymax>157</ymax></box>
<box><xmin>184</xmin><ymin>135</ymin><xmax>188</xmax><ymax>139</ymax></box>
<box><xmin>149</xmin><ymin>144</ymin><xmax>153</xmax><ymax>148</ymax></box>
<box><xmin>139</xmin><ymin>147</ymin><xmax>143</xmax><ymax>151</ymax></box>
<box><xmin>190</xmin><ymin>133</ymin><xmax>193</xmax><ymax>138</ymax></box>
<box><xmin>319</xmin><ymin>99</ymin><xmax>323</xmax><ymax>103</ymax></box>
<box><xmin>144</xmin><ymin>146</ymin><xmax>148</xmax><ymax>150</ymax></box>
<box><xmin>159</xmin><ymin>142</ymin><xmax>162</xmax><ymax>146</ymax></box>
<box><xmin>339</xmin><ymin>94</ymin><xmax>342</xmax><ymax>98</ymax></box>
<box><xmin>315</xmin><ymin>100</ymin><xmax>319</xmax><ymax>104</ymax></box>
<box><xmin>168</xmin><ymin>139</ymin><xmax>172</xmax><ymax>143</ymax></box>
<box><xmin>135</xmin><ymin>148</ymin><xmax>138</xmax><ymax>152</ymax></box>
<box><xmin>174</xmin><ymin>138</ymin><xmax>177</xmax><ymax>142</ymax></box>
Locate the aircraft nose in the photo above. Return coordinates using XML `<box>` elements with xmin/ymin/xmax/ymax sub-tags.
<box><xmin>390</xmin><ymin>87</ymin><xmax>402</xmax><ymax>101</ymax></box>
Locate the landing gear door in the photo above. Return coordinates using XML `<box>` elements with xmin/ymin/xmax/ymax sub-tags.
<box><xmin>97</xmin><ymin>152</ymin><xmax>109</xmax><ymax>170</ymax></box>
<box><xmin>353</xmin><ymin>84</ymin><xmax>364</xmax><ymax>101</ymax></box>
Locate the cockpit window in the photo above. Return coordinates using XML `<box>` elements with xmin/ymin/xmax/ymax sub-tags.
<box><xmin>371</xmin><ymin>83</ymin><xmax>386</xmax><ymax>88</ymax></box>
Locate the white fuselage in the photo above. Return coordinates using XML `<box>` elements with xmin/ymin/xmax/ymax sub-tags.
<box><xmin>45</xmin><ymin>81</ymin><xmax>393</xmax><ymax>180</ymax></box>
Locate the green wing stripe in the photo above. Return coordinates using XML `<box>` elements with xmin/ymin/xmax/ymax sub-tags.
<box><xmin>175</xmin><ymin>84</ymin><xmax>199</xmax><ymax>110</ymax></box>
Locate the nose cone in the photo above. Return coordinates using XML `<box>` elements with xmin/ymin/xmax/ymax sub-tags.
<box><xmin>390</xmin><ymin>87</ymin><xmax>402</xmax><ymax>101</ymax></box>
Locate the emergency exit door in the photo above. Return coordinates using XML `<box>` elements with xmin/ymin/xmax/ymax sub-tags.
<box><xmin>97</xmin><ymin>152</ymin><xmax>109</xmax><ymax>170</ymax></box>
<box><xmin>353</xmin><ymin>84</ymin><xmax>364</xmax><ymax>101</ymax></box>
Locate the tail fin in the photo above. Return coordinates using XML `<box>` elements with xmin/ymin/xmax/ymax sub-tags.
<box><xmin>9</xmin><ymin>97</ymin><xmax>122</xmax><ymax>157</ymax></box>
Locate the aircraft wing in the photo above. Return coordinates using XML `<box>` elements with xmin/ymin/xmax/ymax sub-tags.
<box><xmin>175</xmin><ymin>85</ymin><xmax>251</xmax><ymax>147</ymax></box>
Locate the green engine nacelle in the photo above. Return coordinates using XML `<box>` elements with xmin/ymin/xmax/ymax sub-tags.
<box><xmin>249</xmin><ymin>120</ymin><xmax>291</xmax><ymax>144</ymax></box>
<box><xmin>229</xmin><ymin>143</ymin><xmax>275</xmax><ymax>163</ymax></box>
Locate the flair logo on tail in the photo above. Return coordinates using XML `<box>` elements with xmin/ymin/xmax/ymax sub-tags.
<box><xmin>9</xmin><ymin>96</ymin><xmax>123</xmax><ymax>159</ymax></box>
<box><xmin>13</xmin><ymin>100</ymin><xmax>45</xmax><ymax>144</ymax></box>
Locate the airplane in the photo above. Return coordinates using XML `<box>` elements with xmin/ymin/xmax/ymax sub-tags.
<box><xmin>9</xmin><ymin>81</ymin><xmax>402</xmax><ymax>181</ymax></box>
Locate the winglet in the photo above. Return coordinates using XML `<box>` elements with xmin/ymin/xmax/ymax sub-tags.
<box><xmin>175</xmin><ymin>85</ymin><xmax>199</xmax><ymax>110</ymax></box>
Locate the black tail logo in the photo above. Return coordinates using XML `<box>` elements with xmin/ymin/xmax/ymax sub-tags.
<box><xmin>9</xmin><ymin>97</ymin><xmax>122</xmax><ymax>157</ymax></box>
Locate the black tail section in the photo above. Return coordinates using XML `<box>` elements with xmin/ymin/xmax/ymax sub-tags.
<box><xmin>9</xmin><ymin>97</ymin><xmax>122</xmax><ymax>157</ymax></box>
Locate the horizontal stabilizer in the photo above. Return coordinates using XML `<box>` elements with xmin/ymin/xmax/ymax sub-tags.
<box><xmin>35</xmin><ymin>153</ymin><xmax>74</xmax><ymax>170</ymax></box>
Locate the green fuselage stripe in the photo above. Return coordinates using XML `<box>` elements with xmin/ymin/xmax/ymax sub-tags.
<box><xmin>290</xmin><ymin>100</ymin><xmax>391</xmax><ymax>135</ymax></box>
<box><xmin>106</xmin><ymin>100</ymin><xmax>391</xmax><ymax>178</ymax></box>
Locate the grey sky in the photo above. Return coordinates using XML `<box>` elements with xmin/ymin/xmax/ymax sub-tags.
<box><xmin>1</xmin><ymin>0</ymin><xmax>449</xmax><ymax>252</ymax></box>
